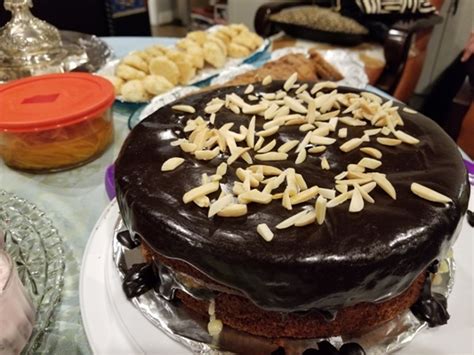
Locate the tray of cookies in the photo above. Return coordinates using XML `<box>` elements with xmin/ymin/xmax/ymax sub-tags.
<box><xmin>98</xmin><ymin>24</ymin><xmax>270</xmax><ymax>103</ymax></box>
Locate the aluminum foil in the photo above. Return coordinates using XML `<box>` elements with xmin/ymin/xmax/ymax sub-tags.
<box><xmin>112</xmin><ymin>217</ymin><xmax>455</xmax><ymax>355</ymax></box>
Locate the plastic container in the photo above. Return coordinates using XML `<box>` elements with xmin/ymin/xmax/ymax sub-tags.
<box><xmin>0</xmin><ymin>250</ymin><xmax>35</xmax><ymax>355</ymax></box>
<box><xmin>0</xmin><ymin>73</ymin><xmax>115</xmax><ymax>173</ymax></box>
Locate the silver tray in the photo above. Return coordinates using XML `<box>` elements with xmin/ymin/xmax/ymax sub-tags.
<box><xmin>0</xmin><ymin>190</ymin><xmax>65</xmax><ymax>354</ymax></box>
<box><xmin>112</xmin><ymin>217</ymin><xmax>454</xmax><ymax>355</ymax></box>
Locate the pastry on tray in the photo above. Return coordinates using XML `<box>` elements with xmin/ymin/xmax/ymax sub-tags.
<box><xmin>101</xmin><ymin>24</ymin><xmax>264</xmax><ymax>102</ymax></box>
<box><xmin>114</xmin><ymin>75</ymin><xmax>469</xmax><ymax>352</ymax></box>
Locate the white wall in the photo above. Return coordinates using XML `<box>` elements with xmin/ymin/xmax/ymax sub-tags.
<box><xmin>148</xmin><ymin>0</ymin><xmax>174</xmax><ymax>26</ymax></box>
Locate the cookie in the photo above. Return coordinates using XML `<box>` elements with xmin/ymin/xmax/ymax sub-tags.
<box><xmin>149</xmin><ymin>56</ymin><xmax>180</xmax><ymax>85</ymax></box>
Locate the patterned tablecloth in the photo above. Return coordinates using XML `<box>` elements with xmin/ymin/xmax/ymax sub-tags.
<box><xmin>0</xmin><ymin>37</ymin><xmax>175</xmax><ymax>354</ymax></box>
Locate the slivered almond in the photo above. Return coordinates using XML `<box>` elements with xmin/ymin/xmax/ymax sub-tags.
<box><xmin>393</xmin><ymin>130</ymin><xmax>420</xmax><ymax>145</ymax></box>
<box><xmin>300</xmin><ymin>123</ymin><xmax>315</xmax><ymax>132</ymax></box>
<box><xmin>194</xmin><ymin>196</ymin><xmax>210</xmax><ymax>208</ymax></box>
<box><xmin>295</xmin><ymin>83</ymin><xmax>308</xmax><ymax>95</ymax></box>
<box><xmin>210</xmin><ymin>174</ymin><xmax>222</xmax><ymax>182</ymax></box>
<box><xmin>238</xmin><ymin>189</ymin><xmax>272</xmax><ymax>204</ymax></box>
<box><xmin>403</xmin><ymin>107</ymin><xmax>417</xmax><ymax>114</ymax></box>
<box><xmin>306</xmin><ymin>100</ymin><xmax>317</xmax><ymax>124</ymax></box>
<box><xmin>209</xmin><ymin>113</ymin><xmax>216</xmax><ymax>125</ymax></box>
<box><xmin>257</xmin><ymin>126</ymin><xmax>279</xmax><ymax>138</ymax></box>
<box><xmin>327</xmin><ymin>192</ymin><xmax>350</xmax><ymax>208</ymax></box>
<box><xmin>205</xmin><ymin>102</ymin><xmax>224</xmax><ymax>114</ymax></box>
<box><xmin>328</xmin><ymin>117</ymin><xmax>339</xmax><ymax>132</ymax></box>
<box><xmin>295</xmin><ymin>149</ymin><xmax>307</xmax><ymax>164</ymax></box>
<box><xmin>286</xmin><ymin>117</ymin><xmax>306</xmax><ymax>126</ymax></box>
<box><xmin>244</xmin><ymin>84</ymin><xmax>254</xmax><ymax>94</ymax></box>
<box><xmin>339</xmin><ymin>116</ymin><xmax>366</xmax><ymax>126</ymax></box>
<box><xmin>411</xmin><ymin>183</ymin><xmax>452</xmax><ymax>204</ymax></box>
<box><xmin>381</xmin><ymin>127</ymin><xmax>391</xmax><ymax>136</ymax></box>
<box><xmin>227</xmin><ymin>147</ymin><xmax>250</xmax><ymax>165</ymax></box>
<box><xmin>161</xmin><ymin>157</ymin><xmax>185</xmax><ymax>171</ymax></box>
<box><xmin>290</xmin><ymin>186</ymin><xmax>319</xmax><ymax>205</ymax></box>
<box><xmin>171</xmin><ymin>139</ymin><xmax>186</xmax><ymax>146</ymax></box>
<box><xmin>334</xmin><ymin>171</ymin><xmax>348</xmax><ymax>180</ymax></box>
<box><xmin>262</xmin><ymin>75</ymin><xmax>272</xmax><ymax>86</ymax></box>
<box><xmin>354</xmin><ymin>183</ymin><xmax>374</xmax><ymax>203</ymax></box>
<box><xmin>360</xmin><ymin>147</ymin><xmax>382</xmax><ymax>159</ymax></box>
<box><xmin>310</xmin><ymin>135</ymin><xmax>336</xmax><ymax>145</ymax></box>
<box><xmin>295</xmin><ymin>174</ymin><xmax>308</xmax><ymax>190</ymax></box>
<box><xmin>372</xmin><ymin>173</ymin><xmax>396</xmax><ymax>199</ymax></box>
<box><xmin>321</xmin><ymin>157</ymin><xmax>330</xmax><ymax>170</ymax></box>
<box><xmin>264</xmin><ymin>103</ymin><xmax>280</xmax><ymax>120</ymax></box>
<box><xmin>315</xmin><ymin>196</ymin><xmax>327</xmax><ymax>224</ymax></box>
<box><xmin>358</xmin><ymin>157</ymin><xmax>382</xmax><ymax>170</ymax></box>
<box><xmin>338</xmin><ymin>128</ymin><xmax>348</xmax><ymax>138</ymax></box>
<box><xmin>283</xmin><ymin>72</ymin><xmax>298</xmax><ymax>91</ymax></box>
<box><xmin>311</xmin><ymin>81</ymin><xmax>338</xmax><ymax>94</ymax></box>
<box><xmin>216</xmin><ymin>163</ymin><xmax>227</xmax><ymax>176</ymax></box>
<box><xmin>255</xmin><ymin>152</ymin><xmax>288</xmax><ymax>161</ymax></box>
<box><xmin>340</xmin><ymin>138</ymin><xmax>363</xmax><ymax>152</ymax></box>
<box><xmin>262</xmin><ymin>93</ymin><xmax>276</xmax><ymax>100</ymax></box>
<box><xmin>318</xmin><ymin>188</ymin><xmax>336</xmax><ymax>200</ymax></box>
<box><xmin>246</xmin><ymin>116</ymin><xmax>256</xmax><ymax>148</ymax></box>
<box><xmin>180</xmin><ymin>142</ymin><xmax>197</xmax><ymax>153</ymax></box>
<box><xmin>296</xmin><ymin>132</ymin><xmax>312</xmax><ymax>153</ymax></box>
<box><xmin>254</xmin><ymin>136</ymin><xmax>265</xmax><ymax>151</ymax></box>
<box><xmin>236</xmin><ymin>168</ymin><xmax>259</xmax><ymax>187</ymax></box>
<box><xmin>349</xmin><ymin>187</ymin><xmax>364</xmax><ymax>212</ymax></box>
<box><xmin>276</xmin><ymin>209</ymin><xmax>309</xmax><ymax>229</ymax></box>
<box><xmin>248</xmin><ymin>95</ymin><xmax>258</xmax><ymax>101</ymax></box>
<box><xmin>257</xmin><ymin>223</ymin><xmax>274</xmax><ymax>242</ymax></box>
<box><xmin>195</xmin><ymin>147</ymin><xmax>220</xmax><ymax>160</ymax></box>
<box><xmin>278</xmin><ymin>140</ymin><xmax>299</xmax><ymax>153</ymax></box>
<box><xmin>361</xmin><ymin>92</ymin><xmax>382</xmax><ymax>104</ymax></box>
<box><xmin>294</xmin><ymin>210</ymin><xmax>316</xmax><ymax>226</ymax></box>
<box><xmin>228</xmin><ymin>102</ymin><xmax>240</xmax><ymax>114</ymax></box>
<box><xmin>183</xmin><ymin>182</ymin><xmax>219</xmax><ymax>204</ymax></box>
<box><xmin>273</xmin><ymin>105</ymin><xmax>290</xmax><ymax>118</ymax></box>
<box><xmin>233</xmin><ymin>182</ymin><xmax>245</xmax><ymax>195</ymax></box>
<box><xmin>217</xmin><ymin>203</ymin><xmax>247</xmax><ymax>217</ymax></box>
<box><xmin>308</xmin><ymin>146</ymin><xmax>326</xmax><ymax>154</ymax></box>
<box><xmin>285</xmin><ymin>169</ymin><xmax>298</xmax><ymax>196</ymax></box>
<box><xmin>364</xmin><ymin>128</ymin><xmax>382</xmax><ymax>136</ymax></box>
<box><xmin>201</xmin><ymin>173</ymin><xmax>209</xmax><ymax>184</ymax></box>
<box><xmin>172</xmin><ymin>104</ymin><xmax>195</xmax><ymax>113</ymax></box>
<box><xmin>243</xmin><ymin>103</ymin><xmax>268</xmax><ymax>114</ymax></box>
<box><xmin>335</xmin><ymin>184</ymin><xmax>348</xmax><ymax>194</ymax></box>
<box><xmin>347</xmin><ymin>163</ymin><xmax>366</xmax><ymax>173</ymax></box>
<box><xmin>360</xmin><ymin>181</ymin><xmax>377</xmax><ymax>194</ymax></box>
<box><xmin>282</xmin><ymin>189</ymin><xmax>292</xmax><ymax>210</ymax></box>
<box><xmin>249</xmin><ymin>165</ymin><xmax>282</xmax><ymax>176</ymax></box>
<box><xmin>377</xmin><ymin>137</ymin><xmax>402</xmax><ymax>146</ymax></box>
<box><xmin>208</xmin><ymin>194</ymin><xmax>233</xmax><ymax>217</ymax></box>
<box><xmin>258</xmin><ymin>139</ymin><xmax>277</xmax><ymax>153</ymax></box>
<box><xmin>313</xmin><ymin>126</ymin><xmax>330</xmax><ymax>137</ymax></box>
<box><xmin>283</xmin><ymin>96</ymin><xmax>307</xmax><ymax>113</ymax></box>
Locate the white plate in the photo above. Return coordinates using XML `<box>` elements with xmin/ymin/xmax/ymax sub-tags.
<box><xmin>80</xmin><ymin>194</ymin><xmax>474</xmax><ymax>354</ymax></box>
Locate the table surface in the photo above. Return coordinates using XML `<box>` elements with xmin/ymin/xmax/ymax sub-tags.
<box><xmin>0</xmin><ymin>36</ymin><xmax>472</xmax><ymax>354</ymax></box>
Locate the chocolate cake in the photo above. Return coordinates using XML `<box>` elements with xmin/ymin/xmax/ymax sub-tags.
<box><xmin>115</xmin><ymin>79</ymin><xmax>469</xmax><ymax>341</ymax></box>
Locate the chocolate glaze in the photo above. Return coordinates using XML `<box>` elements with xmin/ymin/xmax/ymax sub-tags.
<box><xmin>467</xmin><ymin>210</ymin><xmax>474</xmax><ymax>227</ymax></box>
<box><xmin>116</xmin><ymin>230</ymin><xmax>141</xmax><ymax>249</ymax></box>
<box><xmin>410</xmin><ymin>271</ymin><xmax>450</xmax><ymax>327</ymax></box>
<box><xmin>123</xmin><ymin>263</ymin><xmax>157</xmax><ymax>298</ymax></box>
<box><xmin>303</xmin><ymin>341</ymin><xmax>365</xmax><ymax>355</ymax></box>
<box><xmin>115</xmin><ymin>82</ymin><xmax>470</xmax><ymax>312</ymax></box>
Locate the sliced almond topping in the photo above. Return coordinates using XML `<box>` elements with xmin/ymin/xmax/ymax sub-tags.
<box><xmin>258</xmin><ymin>139</ymin><xmax>277</xmax><ymax>153</ymax></box>
<box><xmin>340</xmin><ymin>138</ymin><xmax>363</xmax><ymax>152</ymax></box>
<box><xmin>264</xmin><ymin>103</ymin><xmax>280</xmax><ymax>120</ymax></box>
<box><xmin>273</xmin><ymin>105</ymin><xmax>290</xmax><ymax>118</ymax></box>
<box><xmin>326</xmin><ymin>192</ymin><xmax>350</xmax><ymax>208</ymax></box>
<box><xmin>308</xmin><ymin>146</ymin><xmax>326</xmax><ymax>154</ymax></box>
<box><xmin>361</xmin><ymin>92</ymin><xmax>383</xmax><ymax>104</ymax></box>
<box><xmin>243</xmin><ymin>103</ymin><xmax>267</xmax><ymax>114</ymax></box>
<box><xmin>360</xmin><ymin>181</ymin><xmax>377</xmax><ymax>194</ymax></box>
<box><xmin>311</xmin><ymin>81</ymin><xmax>338</xmax><ymax>94</ymax></box>
<box><xmin>238</xmin><ymin>189</ymin><xmax>272</xmax><ymax>204</ymax></box>
<box><xmin>161</xmin><ymin>157</ymin><xmax>185</xmax><ymax>171</ymax></box>
<box><xmin>227</xmin><ymin>147</ymin><xmax>250</xmax><ymax>165</ymax></box>
<box><xmin>257</xmin><ymin>126</ymin><xmax>279</xmax><ymax>138</ymax></box>
<box><xmin>294</xmin><ymin>210</ymin><xmax>316</xmax><ymax>226</ymax></box>
<box><xmin>312</xmin><ymin>126</ymin><xmax>330</xmax><ymax>137</ymax></box>
<box><xmin>283</xmin><ymin>72</ymin><xmax>298</xmax><ymax>91</ymax></box>
<box><xmin>354</xmin><ymin>183</ymin><xmax>374</xmax><ymax>203</ymax></box>
<box><xmin>296</xmin><ymin>131</ymin><xmax>312</xmax><ymax>153</ymax></box>
<box><xmin>338</xmin><ymin>128</ymin><xmax>348</xmax><ymax>138</ymax></box>
<box><xmin>241</xmin><ymin>152</ymin><xmax>253</xmax><ymax>164</ymax></box>
<box><xmin>218</xmin><ymin>204</ymin><xmax>246</xmax><ymax>218</ymax></box>
<box><xmin>285</xmin><ymin>169</ymin><xmax>298</xmax><ymax>196</ymax></box>
<box><xmin>244</xmin><ymin>84</ymin><xmax>254</xmax><ymax>94</ymax></box>
<box><xmin>364</xmin><ymin>128</ymin><xmax>382</xmax><ymax>136</ymax></box>
<box><xmin>255</xmin><ymin>152</ymin><xmax>288</xmax><ymax>161</ymax></box>
<box><xmin>278</xmin><ymin>140</ymin><xmax>299</xmax><ymax>153</ymax></box>
<box><xmin>300</xmin><ymin>123</ymin><xmax>315</xmax><ymax>132</ymax></box>
<box><xmin>306</xmin><ymin>99</ymin><xmax>317</xmax><ymax>125</ymax></box>
<box><xmin>232</xmin><ymin>182</ymin><xmax>245</xmax><ymax>195</ymax></box>
<box><xmin>377</xmin><ymin>137</ymin><xmax>402</xmax><ymax>146</ymax></box>
<box><xmin>349</xmin><ymin>187</ymin><xmax>364</xmax><ymax>213</ymax></box>
<box><xmin>248</xmin><ymin>95</ymin><xmax>258</xmax><ymax>101</ymax></box>
<box><xmin>194</xmin><ymin>196</ymin><xmax>210</xmax><ymax>208</ymax></box>
<box><xmin>205</xmin><ymin>102</ymin><xmax>224</xmax><ymax>114</ymax></box>
<box><xmin>310</xmin><ymin>135</ymin><xmax>336</xmax><ymax>145</ymax></box>
<box><xmin>328</xmin><ymin>117</ymin><xmax>339</xmax><ymax>132</ymax></box>
<box><xmin>403</xmin><ymin>107</ymin><xmax>417</xmax><ymax>114</ymax></box>
<box><xmin>228</xmin><ymin>102</ymin><xmax>240</xmax><ymax>114</ymax></box>
<box><xmin>183</xmin><ymin>181</ymin><xmax>220</xmax><ymax>204</ymax></box>
<box><xmin>236</xmin><ymin>168</ymin><xmax>259</xmax><ymax>187</ymax></box>
<box><xmin>195</xmin><ymin>147</ymin><xmax>220</xmax><ymax>160</ymax></box>
<box><xmin>318</xmin><ymin>110</ymin><xmax>340</xmax><ymax>121</ymax></box>
<box><xmin>321</xmin><ymin>157</ymin><xmax>330</xmax><ymax>170</ymax></box>
<box><xmin>249</xmin><ymin>165</ymin><xmax>282</xmax><ymax>176</ymax></box>
<box><xmin>358</xmin><ymin>157</ymin><xmax>382</xmax><ymax>170</ymax></box>
<box><xmin>207</xmin><ymin>319</ymin><xmax>223</xmax><ymax>337</ymax></box>
<box><xmin>295</xmin><ymin>149</ymin><xmax>307</xmax><ymax>164</ymax></box>
<box><xmin>283</xmin><ymin>96</ymin><xmax>307</xmax><ymax>114</ymax></box>
<box><xmin>257</xmin><ymin>223</ymin><xmax>274</xmax><ymax>242</ymax></box>
<box><xmin>339</xmin><ymin>116</ymin><xmax>366</xmax><ymax>127</ymax></box>
<box><xmin>246</xmin><ymin>116</ymin><xmax>256</xmax><ymax>148</ymax></box>
<box><xmin>295</xmin><ymin>174</ymin><xmax>308</xmax><ymax>190</ymax></box>
<box><xmin>290</xmin><ymin>186</ymin><xmax>319</xmax><ymax>205</ymax></box>
<box><xmin>262</xmin><ymin>75</ymin><xmax>272</xmax><ymax>86</ymax></box>
<box><xmin>179</xmin><ymin>141</ymin><xmax>197</xmax><ymax>153</ymax></box>
<box><xmin>335</xmin><ymin>184</ymin><xmax>348</xmax><ymax>194</ymax></box>
<box><xmin>282</xmin><ymin>189</ymin><xmax>292</xmax><ymax>210</ymax></box>
<box><xmin>208</xmin><ymin>194</ymin><xmax>234</xmax><ymax>217</ymax></box>
<box><xmin>254</xmin><ymin>136</ymin><xmax>265</xmax><ymax>151</ymax></box>
<box><xmin>315</xmin><ymin>196</ymin><xmax>327</xmax><ymax>225</ymax></box>
<box><xmin>372</xmin><ymin>173</ymin><xmax>396</xmax><ymax>200</ymax></box>
<box><xmin>381</xmin><ymin>126</ymin><xmax>391</xmax><ymax>136</ymax></box>
<box><xmin>172</xmin><ymin>104</ymin><xmax>195</xmax><ymax>113</ymax></box>
<box><xmin>393</xmin><ymin>130</ymin><xmax>420</xmax><ymax>145</ymax></box>
<box><xmin>410</xmin><ymin>183</ymin><xmax>452</xmax><ymax>204</ymax></box>
<box><xmin>334</xmin><ymin>171</ymin><xmax>348</xmax><ymax>180</ymax></box>
<box><xmin>276</xmin><ymin>209</ymin><xmax>309</xmax><ymax>229</ymax></box>
<box><xmin>295</xmin><ymin>83</ymin><xmax>309</xmax><ymax>95</ymax></box>
<box><xmin>360</xmin><ymin>147</ymin><xmax>382</xmax><ymax>159</ymax></box>
<box><xmin>171</xmin><ymin>139</ymin><xmax>186</xmax><ymax>146</ymax></box>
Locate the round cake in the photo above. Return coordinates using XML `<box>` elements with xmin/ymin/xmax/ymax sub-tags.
<box><xmin>115</xmin><ymin>80</ymin><xmax>469</xmax><ymax>342</ymax></box>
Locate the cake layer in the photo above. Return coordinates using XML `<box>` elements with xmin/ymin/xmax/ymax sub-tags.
<box><xmin>115</xmin><ymin>82</ymin><xmax>469</xmax><ymax>312</ymax></box>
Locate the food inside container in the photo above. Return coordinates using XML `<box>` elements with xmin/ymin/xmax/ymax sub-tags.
<box><xmin>0</xmin><ymin>73</ymin><xmax>115</xmax><ymax>173</ymax></box>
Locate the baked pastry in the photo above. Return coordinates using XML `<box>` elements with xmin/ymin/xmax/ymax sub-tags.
<box><xmin>115</xmin><ymin>79</ymin><xmax>469</xmax><ymax>343</ymax></box>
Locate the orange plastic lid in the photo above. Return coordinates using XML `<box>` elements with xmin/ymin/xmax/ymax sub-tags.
<box><xmin>0</xmin><ymin>73</ymin><xmax>115</xmax><ymax>132</ymax></box>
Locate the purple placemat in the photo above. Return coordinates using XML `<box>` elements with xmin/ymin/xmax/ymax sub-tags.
<box><xmin>105</xmin><ymin>164</ymin><xmax>115</xmax><ymax>200</ymax></box>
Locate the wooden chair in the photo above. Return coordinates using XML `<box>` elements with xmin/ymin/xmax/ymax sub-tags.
<box><xmin>254</xmin><ymin>1</ymin><xmax>443</xmax><ymax>102</ymax></box>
